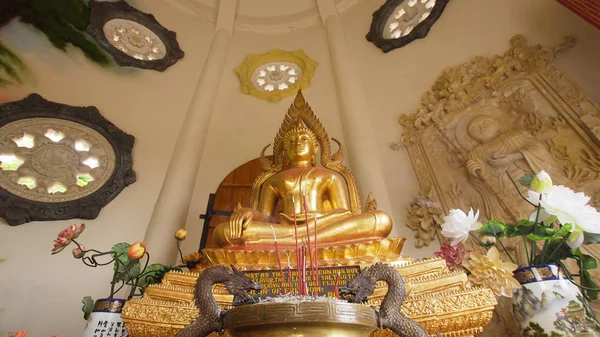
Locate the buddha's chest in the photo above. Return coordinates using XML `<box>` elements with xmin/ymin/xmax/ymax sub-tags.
<box><xmin>274</xmin><ymin>169</ymin><xmax>329</xmax><ymax>197</ymax></box>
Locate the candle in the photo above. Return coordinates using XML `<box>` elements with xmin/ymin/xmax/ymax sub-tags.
<box><xmin>292</xmin><ymin>196</ymin><xmax>300</xmax><ymax>294</ymax></box>
<box><xmin>271</xmin><ymin>225</ymin><xmax>287</xmax><ymax>295</ymax></box>
<box><xmin>334</xmin><ymin>272</ymin><xmax>340</xmax><ymax>299</ymax></box>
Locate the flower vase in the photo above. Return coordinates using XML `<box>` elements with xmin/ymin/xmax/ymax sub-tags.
<box><xmin>82</xmin><ymin>298</ymin><xmax>130</xmax><ymax>337</ymax></box>
<box><xmin>512</xmin><ymin>264</ymin><xmax>599</xmax><ymax>336</ymax></box>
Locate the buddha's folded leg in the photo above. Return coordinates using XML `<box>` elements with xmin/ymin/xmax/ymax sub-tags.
<box><xmin>213</xmin><ymin>221</ymin><xmax>301</xmax><ymax>247</ymax></box>
<box><xmin>300</xmin><ymin>211</ymin><xmax>393</xmax><ymax>244</ymax></box>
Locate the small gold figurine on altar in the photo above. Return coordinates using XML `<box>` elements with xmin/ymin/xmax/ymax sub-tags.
<box><xmin>213</xmin><ymin>90</ymin><xmax>392</xmax><ymax>248</ymax></box>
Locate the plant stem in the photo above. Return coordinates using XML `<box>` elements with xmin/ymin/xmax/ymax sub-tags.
<box><xmin>493</xmin><ymin>234</ymin><xmax>516</xmax><ymax>264</ymax></box>
<box><xmin>469</xmin><ymin>232</ymin><xmax>487</xmax><ymax>248</ymax></box>
<box><xmin>546</xmin><ymin>235</ymin><xmax>569</xmax><ymax>263</ymax></box>
<box><xmin>530</xmin><ymin>200</ymin><xmax>543</xmax><ymax>265</ymax></box>
<box><xmin>176</xmin><ymin>240</ymin><xmax>185</xmax><ymax>264</ymax></box>
<box><xmin>128</xmin><ymin>252</ymin><xmax>150</xmax><ymax>299</ymax></box>
<box><xmin>521</xmin><ymin>234</ymin><xmax>531</xmax><ymax>266</ymax></box>
<box><xmin>506</xmin><ymin>171</ymin><xmax>537</xmax><ymax>207</ymax></box>
<box><xmin>539</xmin><ymin>240</ymin><xmax>550</xmax><ymax>264</ymax></box>
<box><xmin>109</xmin><ymin>252</ymin><xmax>119</xmax><ymax>298</ymax></box>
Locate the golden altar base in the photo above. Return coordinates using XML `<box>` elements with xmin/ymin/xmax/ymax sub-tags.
<box><xmin>121</xmin><ymin>238</ymin><xmax>497</xmax><ymax>337</ymax></box>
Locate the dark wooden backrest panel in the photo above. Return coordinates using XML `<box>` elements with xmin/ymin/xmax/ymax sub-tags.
<box><xmin>204</xmin><ymin>158</ymin><xmax>265</xmax><ymax>248</ymax></box>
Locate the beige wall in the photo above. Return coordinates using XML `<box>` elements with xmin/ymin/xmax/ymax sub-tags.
<box><xmin>1</xmin><ymin>0</ymin><xmax>599</xmax><ymax>335</ymax></box>
<box><xmin>0</xmin><ymin>2</ymin><xmax>212</xmax><ymax>335</ymax></box>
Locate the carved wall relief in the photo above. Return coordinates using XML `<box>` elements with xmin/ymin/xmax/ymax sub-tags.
<box><xmin>399</xmin><ymin>35</ymin><xmax>600</xmax><ymax>247</ymax></box>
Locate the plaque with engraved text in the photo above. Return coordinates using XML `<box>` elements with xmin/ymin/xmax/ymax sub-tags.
<box><xmin>241</xmin><ymin>266</ymin><xmax>360</xmax><ymax>298</ymax></box>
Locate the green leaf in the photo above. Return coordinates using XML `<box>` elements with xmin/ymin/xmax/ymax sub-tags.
<box><xmin>517</xmin><ymin>219</ymin><xmax>536</xmax><ymax>227</ymax></box>
<box><xmin>480</xmin><ymin>220</ymin><xmax>506</xmax><ymax>237</ymax></box>
<box><xmin>582</xmin><ymin>254</ymin><xmax>598</xmax><ymax>271</ymax></box>
<box><xmin>582</xmin><ymin>270</ymin><xmax>598</xmax><ymax>300</ymax></box>
<box><xmin>82</xmin><ymin>296</ymin><xmax>94</xmax><ymax>321</ymax></box>
<box><xmin>111</xmin><ymin>243</ymin><xmax>140</xmax><ymax>283</ymax></box>
<box><xmin>519</xmin><ymin>173</ymin><xmax>535</xmax><ymax>188</ymax></box>
<box><xmin>527</xmin><ymin>234</ymin><xmax>554</xmax><ymax>241</ymax></box>
<box><xmin>137</xmin><ymin>264</ymin><xmax>165</xmax><ymax>290</ymax></box>
<box><xmin>553</xmin><ymin>223</ymin><xmax>573</xmax><ymax>239</ymax></box>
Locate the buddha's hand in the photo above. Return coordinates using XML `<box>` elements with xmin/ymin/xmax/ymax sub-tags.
<box><xmin>229</xmin><ymin>208</ymin><xmax>254</xmax><ymax>240</ymax></box>
<box><xmin>488</xmin><ymin>151</ymin><xmax>523</xmax><ymax>167</ymax></box>
<box><xmin>465</xmin><ymin>159</ymin><xmax>484</xmax><ymax>178</ymax></box>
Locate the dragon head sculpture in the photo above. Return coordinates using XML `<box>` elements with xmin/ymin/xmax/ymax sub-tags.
<box><xmin>339</xmin><ymin>266</ymin><xmax>377</xmax><ymax>303</ymax></box>
<box><xmin>225</xmin><ymin>264</ymin><xmax>263</xmax><ymax>305</ymax></box>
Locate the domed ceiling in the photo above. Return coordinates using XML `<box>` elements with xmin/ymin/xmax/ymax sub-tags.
<box><xmin>166</xmin><ymin>0</ymin><xmax>368</xmax><ymax>33</ymax></box>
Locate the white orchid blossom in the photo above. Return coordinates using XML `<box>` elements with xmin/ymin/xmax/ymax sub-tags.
<box><xmin>529</xmin><ymin>185</ymin><xmax>600</xmax><ymax>249</ymax></box>
<box><xmin>441</xmin><ymin>208</ymin><xmax>483</xmax><ymax>246</ymax></box>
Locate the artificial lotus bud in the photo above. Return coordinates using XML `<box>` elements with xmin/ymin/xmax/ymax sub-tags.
<box><xmin>482</xmin><ymin>235</ymin><xmax>497</xmax><ymax>246</ymax></box>
<box><xmin>529</xmin><ymin>170</ymin><xmax>552</xmax><ymax>193</ymax></box>
<box><xmin>175</xmin><ymin>228</ymin><xmax>187</xmax><ymax>241</ymax></box>
<box><xmin>72</xmin><ymin>245</ymin><xmax>85</xmax><ymax>259</ymax></box>
<box><xmin>128</xmin><ymin>242</ymin><xmax>147</xmax><ymax>260</ymax></box>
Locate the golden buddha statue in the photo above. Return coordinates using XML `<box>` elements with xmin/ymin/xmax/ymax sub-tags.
<box><xmin>121</xmin><ymin>91</ymin><xmax>498</xmax><ymax>337</ymax></box>
<box><xmin>213</xmin><ymin>91</ymin><xmax>393</xmax><ymax>248</ymax></box>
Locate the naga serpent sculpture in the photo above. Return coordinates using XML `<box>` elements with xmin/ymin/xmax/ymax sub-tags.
<box><xmin>340</xmin><ymin>263</ymin><xmax>441</xmax><ymax>337</ymax></box>
<box><xmin>176</xmin><ymin>265</ymin><xmax>262</xmax><ymax>337</ymax></box>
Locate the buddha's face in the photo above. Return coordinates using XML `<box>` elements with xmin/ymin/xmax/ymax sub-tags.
<box><xmin>284</xmin><ymin>130</ymin><xmax>316</xmax><ymax>163</ymax></box>
<box><xmin>468</xmin><ymin>116</ymin><xmax>500</xmax><ymax>143</ymax></box>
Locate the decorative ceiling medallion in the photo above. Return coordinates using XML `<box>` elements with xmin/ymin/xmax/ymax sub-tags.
<box><xmin>0</xmin><ymin>94</ymin><xmax>136</xmax><ymax>226</ymax></box>
<box><xmin>235</xmin><ymin>49</ymin><xmax>317</xmax><ymax>103</ymax></box>
<box><xmin>87</xmin><ymin>0</ymin><xmax>184</xmax><ymax>71</ymax></box>
<box><xmin>366</xmin><ymin>0</ymin><xmax>449</xmax><ymax>53</ymax></box>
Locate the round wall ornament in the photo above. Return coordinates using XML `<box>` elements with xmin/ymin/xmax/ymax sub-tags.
<box><xmin>0</xmin><ymin>94</ymin><xmax>136</xmax><ymax>226</ymax></box>
<box><xmin>87</xmin><ymin>0</ymin><xmax>184</xmax><ymax>71</ymax></box>
<box><xmin>366</xmin><ymin>0</ymin><xmax>449</xmax><ymax>53</ymax></box>
<box><xmin>235</xmin><ymin>49</ymin><xmax>317</xmax><ymax>103</ymax></box>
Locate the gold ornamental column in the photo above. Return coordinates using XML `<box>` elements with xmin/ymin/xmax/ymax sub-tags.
<box><xmin>143</xmin><ymin>0</ymin><xmax>238</xmax><ymax>264</ymax></box>
<box><xmin>315</xmin><ymin>0</ymin><xmax>393</xmax><ymax>213</ymax></box>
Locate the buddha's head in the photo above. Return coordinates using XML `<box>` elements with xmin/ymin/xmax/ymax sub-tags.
<box><xmin>468</xmin><ymin>115</ymin><xmax>500</xmax><ymax>143</ymax></box>
<box><xmin>283</xmin><ymin>119</ymin><xmax>319</xmax><ymax>165</ymax></box>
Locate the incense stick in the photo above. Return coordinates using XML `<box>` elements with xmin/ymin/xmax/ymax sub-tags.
<box><xmin>314</xmin><ymin>216</ymin><xmax>318</xmax><ymax>298</ymax></box>
<box><xmin>302</xmin><ymin>194</ymin><xmax>316</xmax><ymax>297</ymax></box>
<box><xmin>292</xmin><ymin>196</ymin><xmax>300</xmax><ymax>295</ymax></box>
<box><xmin>271</xmin><ymin>225</ymin><xmax>287</xmax><ymax>295</ymax></box>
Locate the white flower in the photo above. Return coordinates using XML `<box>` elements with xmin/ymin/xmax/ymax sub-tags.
<box><xmin>536</xmin><ymin>185</ymin><xmax>600</xmax><ymax>248</ymax></box>
<box><xmin>441</xmin><ymin>208</ymin><xmax>483</xmax><ymax>246</ymax></box>
<box><xmin>530</xmin><ymin>170</ymin><xmax>553</xmax><ymax>193</ymax></box>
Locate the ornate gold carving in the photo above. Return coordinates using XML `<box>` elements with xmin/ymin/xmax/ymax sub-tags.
<box><xmin>235</xmin><ymin>49</ymin><xmax>317</xmax><ymax>103</ymax></box>
<box><xmin>365</xmin><ymin>192</ymin><xmax>378</xmax><ymax>212</ymax></box>
<box><xmin>202</xmin><ymin>237</ymin><xmax>406</xmax><ymax>269</ymax></box>
<box><xmin>121</xmin><ymin>256</ymin><xmax>496</xmax><ymax>337</ymax></box>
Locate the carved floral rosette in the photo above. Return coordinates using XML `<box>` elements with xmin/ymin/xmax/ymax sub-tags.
<box><xmin>0</xmin><ymin>94</ymin><xmax>136</xmax><ymax>225</ymax></box>
<box><xmin>398</xmin><ymin>35</ymin><xmax>600</xmax><ymax>247</ymax></box>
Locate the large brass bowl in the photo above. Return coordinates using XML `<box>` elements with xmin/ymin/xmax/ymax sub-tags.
<box><xmin>223</xmin><ymin>301</ymin><xmax>378</xmax><ymax>337</ymax></box>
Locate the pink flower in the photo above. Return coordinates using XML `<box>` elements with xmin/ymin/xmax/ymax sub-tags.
<box><xmin>434</xmin><ymin>243</ymin><xmax>469</xmax><ymax>271</ymax></box>
<box><xmin>51</xmin><ymin>224</ymin><xmax>86</xmax><ymax>255</ymax></box>
<box><xmin>72</xmin><ymin>245</ymin><xmax>85</xmax><ymax>259</ymax></box>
